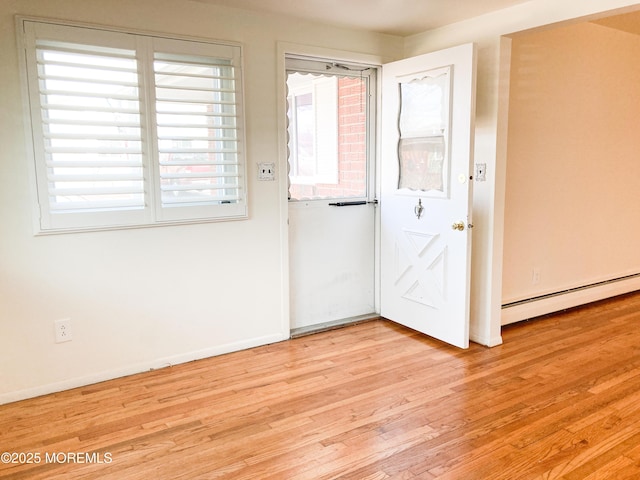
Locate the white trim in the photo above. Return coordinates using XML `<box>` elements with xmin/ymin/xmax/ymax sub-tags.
<box><xmin>277</xmin><ymin>44</ymin><xmax>292</xmax><ymax>339</ymax></box>
<box><xmin>278</xmin><ymin>42</ymin><xmax>389</xmax><ymax>70</ymax></box>
<box><xmin>0</xmin><ymin>332</ymin><xmax>286</xmax><ymax>406</ymax></box>
<box><xmin>470</xmin><ymin>327</ymin><xmax>503</xmax><ymax>347</ymax></box>
<box><xmin>15</xmin><ymin>15</ymin><xmax>243</xmax><ymax>51</ymax></box>
<box><xmin>15</xmin><ymin>16</ymin><xmax>44</xmax><ymax>235</ymax></box>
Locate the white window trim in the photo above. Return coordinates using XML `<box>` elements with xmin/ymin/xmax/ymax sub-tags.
<box><xmin>16</xmin><ymin>16</ymin><xmax>248</xmax><ymax>234</ymax></box>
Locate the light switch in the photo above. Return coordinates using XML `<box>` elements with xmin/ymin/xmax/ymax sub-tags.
<box><xmin>258</xmin><ymin>162</ymin><xmax>275</xmax><ymax>181</ymax></box>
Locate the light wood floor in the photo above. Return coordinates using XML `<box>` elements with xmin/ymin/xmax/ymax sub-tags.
<box><xmin>3</xmin><ymin>292</ymin><xmax>640</xmax><ymax>479</ymax></box>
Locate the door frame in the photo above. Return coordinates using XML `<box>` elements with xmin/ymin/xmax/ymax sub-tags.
<box><xmin>276</xmin><ymin>42</ymin><xmax>386</xmax><ymax>336</ymax></box>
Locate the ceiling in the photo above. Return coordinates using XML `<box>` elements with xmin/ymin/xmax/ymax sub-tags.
<box><xmin>192</xmin><ymin>0</ymin><xmax>531</xmax><ymax>36</ymax></box>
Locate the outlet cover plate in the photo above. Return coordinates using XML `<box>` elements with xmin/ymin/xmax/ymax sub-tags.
<box><xmin>54</xmin><ymin>318</ymin><xmax>72</xmax><ymax>343</ymax></box>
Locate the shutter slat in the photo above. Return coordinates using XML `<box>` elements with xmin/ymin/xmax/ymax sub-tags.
<box><xmin>41</xmin><ymin>90</ymin><xmax>139</xmax><ymax>102</ymax></box>
<box><xmin>49</xmin><ymin>199</ymin><xmax>143</xmax><ymax>211</ymax></box>
<box><xmin>161</xmin><ymin>172</ymin><xmax>239</xmax><ymax>180</ymax></box>
<box><xmin>44</xmin><ymin>133</ymin><xmax>140</xmax><ymax>141</ymax></box>
<box><xmin>159</xmin><ymin>160</ymin><xmax>237</xmax><ymax>166</ymax></box>
<box><xmin>156</xmin><ymin>135</ymin><xmax>236</xmax><ymax>141</ymax></box>
<box><xmin>158</xmin><ymin>123</ymin><xmax>238</xmax><ymax>130</ymax></box>
<box><xmin>39</xmin><ymin>74</ymin><xmax>138</xmax><ymax>88</ymax></box>
<box><xmin>156</xmin><ymin>71</ymin><xmax>234</xmax><ymax>81</ymax></box>
<box><xmin>50</xmin><ymin>186</ymin><xmax>143</xmax><ymax>196</ymax></box>
<box><xmin>155</xmin><ymin>58</ymin><xmax>233</xmax><ymax>69</ymax></box>
<box><xmin>47</xmin><ymin>160</ymin><xmax>141</xmax><ymax>168</ymax></box>
<box><xmin>156</xmin><ymin>111</ymin><xmax>237</xmax><ymax>117</ymax></box>
<box><xmin>36</xmin><ymin>40</ymin><xmax>137</xmax><ymax>61</ymax></box>
<box><xmin>42</xmin><ymin>103</ymin><xmax>140</xmax><ymax>114</ymax></box>
<box><xmin>161</xmin><ymin>184</ymin><xmax>240</xmax><ymax>192</ymax></box>
<box><xmin>45</xmin><ymin>119</ymin><xmax>141</xmax><ymax>128</ymax></box>
<box><xmin>49</xmin><ymin>174</ymin><xmax>142</xmax><ymax>182</ymax></box>
<box><xmin>157</xmin><ymin>148</ymin><xmax>237</xmax><ymax>154</ymax></box>
<box><xmin>161</xmin><ymin>195</ymin><xmax>240</xmax><ymax>205</ymax></box>
<box><xmin>155</xmin><ymin>97</ymin><xmax>237</xmax><ymax>106</ymax></box>
<box><xmin>46</xmin><ymin>147</ymin><xmax>141</xmax><ymax>154</ymax></box>
<box><xmin>37</xmin><ymin>61</ymin><xmax>136</xmax><ymax>74</ymax></box>
<box><xmin>156</xmin><ymin>84</ymin><xmax>235</xmax><ymax>94</ymax></box>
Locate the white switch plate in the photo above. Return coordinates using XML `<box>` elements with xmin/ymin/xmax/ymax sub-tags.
<box><xmin>258</xmin><ymin>163</ymin><xmax>275</xmax><ymax>181</ymax></box>
<box><xmin>475</xmin><ymin>163</ymin><xmax>487</xmax><ymax>181</ymax></box>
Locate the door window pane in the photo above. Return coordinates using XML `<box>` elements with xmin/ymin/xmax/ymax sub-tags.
<box><xmin>397</xmin><ymin>68</ymin><xmax>450</xmax><ymax>193</ymax></box>
<box><xmin>287</xmin><ymin>71</ymin><xmax>368</xmax><ymax>200</ymax></box>
<box><xmin>398</xmin><ymin>137</ymin><xmax>445</xmax><ymax>191</ymax></box>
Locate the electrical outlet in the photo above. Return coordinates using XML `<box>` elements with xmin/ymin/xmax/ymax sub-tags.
<box><xmin>54</xmin><ymin>318</ymin><xmax>72</xmax><ymax>343</ymax></box>
<box><xmin>532</xmin><ymin>267</ymin><xmax>541</xmax><ymax>285</ymax></box>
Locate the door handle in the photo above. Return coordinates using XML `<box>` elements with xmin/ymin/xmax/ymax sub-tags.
<box><xmin>328</xmin><ymin>201</ymin><xmax>367</xmax><ymax>207</ymax></box>
<box><xmin>452</xmin><ymin>221</ymin><xmax>465</xmax><ymax>231</ymax></box>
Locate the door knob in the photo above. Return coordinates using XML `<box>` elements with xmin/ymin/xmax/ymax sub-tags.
<box><xmin>452</xmin><ymin>221</ymin><xmax>465</xmax><ymax>231</ymax></box>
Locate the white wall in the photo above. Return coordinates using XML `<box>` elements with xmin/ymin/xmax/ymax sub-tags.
<box><xmin>0</xmin><ymin>0</ymin><xmax>402</xmax><ymax>404</ymax></box>
<box><xmin>404</xmin><ymin>0</ymin><xmax>640</xmax><ymax>345</ymax></box>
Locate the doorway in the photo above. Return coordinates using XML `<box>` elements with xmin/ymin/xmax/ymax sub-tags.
<box><xmin>286</xmin><ymin>55</ymin><xmax>378</xmax><ymax>335</ymax></box>
<box><xmin>284</xmin><ymin>46</ymin><xmax>476</xmax><ymax>348</ymax></box>
<box><xmin>499</xmin><ymin>10</ymin><xmax>640</xmax><ymax>325</ymax></box>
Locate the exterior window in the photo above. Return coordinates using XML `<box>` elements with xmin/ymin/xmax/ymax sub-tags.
<box><xmin>20</xmin><ymin>19</ymin><xmax>246</xmax><ymax>233</ymax></box>
<box><xmin>287</xmin><ymin>75</ymin><xmax>339</xmax><ymax>187</ymax></box>
<box><xmin>286</xmin><ymin>58</ymin><xmax>372</xmax><ymax>201</ymax></box>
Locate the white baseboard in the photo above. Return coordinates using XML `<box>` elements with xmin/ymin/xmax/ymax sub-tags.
<box><xmin>0</xmin><ymin>332</ymin><xmax>286</xmax><ymax>406</ymax></box>
<box><xmin>470</xmin><ymin>329</ymin><xmax>503</xmax><ymax>347</ymax></box>
<box><xmin>501</xmin><ymin>275</ymin><xmax>640</xmax><ymax>326</ymax></box>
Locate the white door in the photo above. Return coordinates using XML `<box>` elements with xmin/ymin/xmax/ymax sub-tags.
<box><xmin>380</xmin><ymin>44</ymin><xmax>477</xmax><ymax>348</ymax></box>
<box><xmin>287</xmin><ymin>57</ymin><xmax>377</xmax><ymax>332</ymax></box>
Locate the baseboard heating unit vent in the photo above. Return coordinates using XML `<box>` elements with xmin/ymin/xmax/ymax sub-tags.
<box><xmin>501</xmin><ymin>273</ymin><xmax>640</xmax><ymax>326</ymax></box>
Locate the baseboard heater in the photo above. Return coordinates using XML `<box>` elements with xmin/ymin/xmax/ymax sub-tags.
<box><xmin>501</xmin><ymin>272</ymin><xmax>640</xmax><ymax>325</ymax></box>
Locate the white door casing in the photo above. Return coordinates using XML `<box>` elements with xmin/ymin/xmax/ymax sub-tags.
<box><xmin>380</xmin><ymin>43</ymin><xmax>477</xmax><ymax>348</ymax></box>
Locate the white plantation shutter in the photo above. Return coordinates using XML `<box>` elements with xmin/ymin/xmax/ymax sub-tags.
<box><xmin>21</xmin><ymin>20</ymin><xmax>246</xmax><ymax>232</ymax></box>
<box><xmin>153</xmin><ymin>50</ymin><xmax>244</xmax><ymax>220</ymax></box>
<box><xmin>36</xmin><ymin>41</ymin><xmax>144</xmax><ymax>212</ymax></box>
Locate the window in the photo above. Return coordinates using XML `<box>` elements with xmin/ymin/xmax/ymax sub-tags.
<box><xmin>397</xmin><ymin>67</ymin><xmax>450</xmax><ymax>194</ymax></box>
<box><xmin>287</xmin><ymin>74</ymin><xmax>339</xmax><ymax>185</ymax></box>
<box><xmin>20</xmin><ymin>19</ymin><xmax>246</xmax><ymax>233</ymax></box>
<box><xmin>286</xmin><ymin>57</ymin><xmax>374</xmax><ymax>201</ymax></box>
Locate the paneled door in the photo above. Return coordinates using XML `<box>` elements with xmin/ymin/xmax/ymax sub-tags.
<box><xmin>380</xmin><ymin>44</ymin><xmax>477</xmax><ymax>348</ymax></box>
